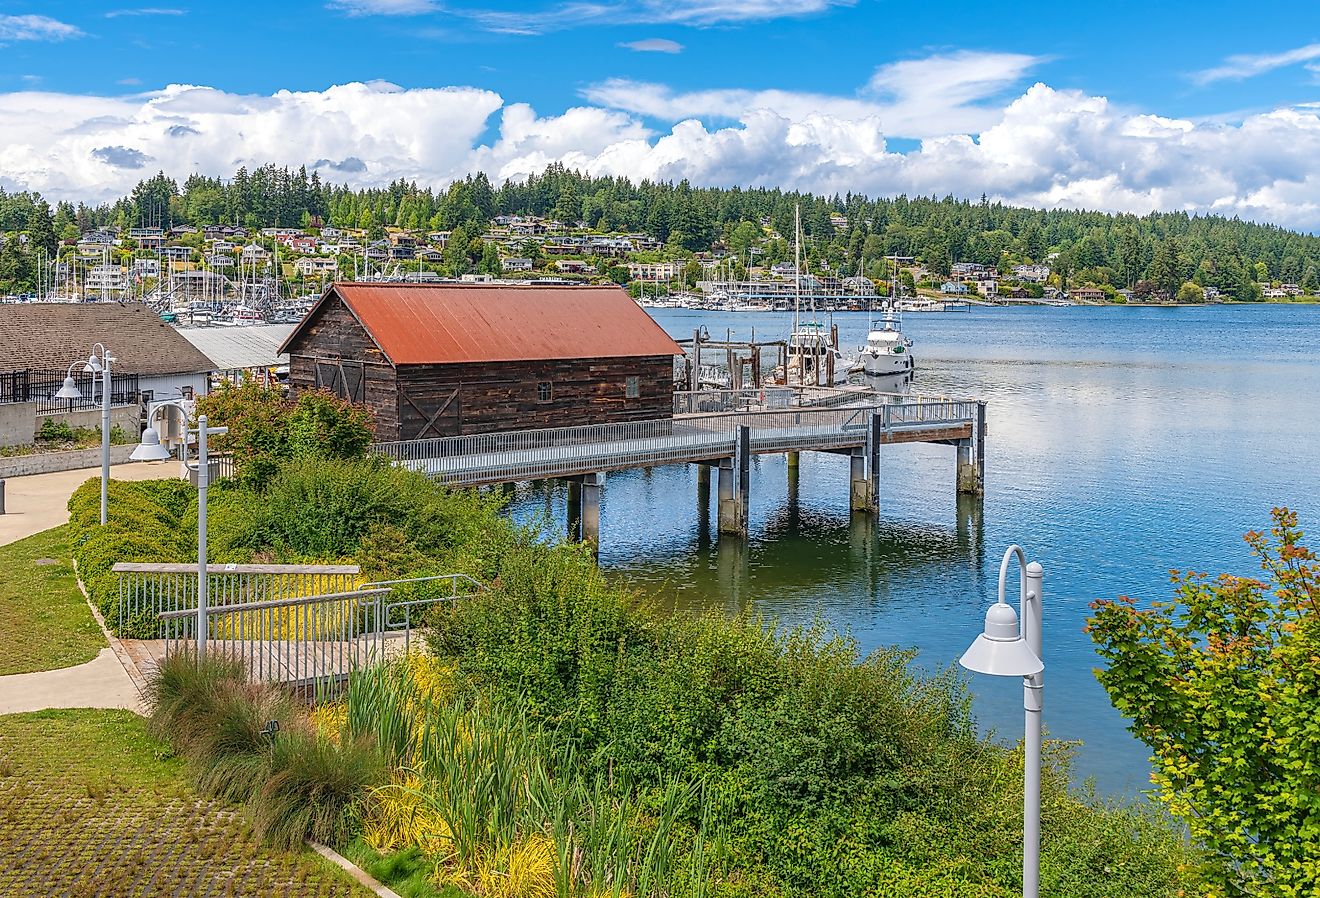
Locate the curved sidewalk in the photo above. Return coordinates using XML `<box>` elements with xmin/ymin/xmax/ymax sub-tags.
<box><xmin>0</xmin><ymin>461</ymin><xmax>180</xmax><ymax>548</ymax></box>
<box><xmin>0</xmin><ymin>461</ymin><xmax>180</xmax><ymax>714</ymax></box>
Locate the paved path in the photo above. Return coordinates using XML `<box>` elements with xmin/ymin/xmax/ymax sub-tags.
<box><xmin>0</xmin><ymin>647</ymin><xmax>140</xmax><ymax>714</ymax></box>
<box><xmin>0</xmin><ymin>461</ymin><xmax>181</xmax><ymax>713</ymax></box>
<box><xmin>0</xmin><ymin>461</ymin><xmax>181</xmax><ymax>548</ymax></box>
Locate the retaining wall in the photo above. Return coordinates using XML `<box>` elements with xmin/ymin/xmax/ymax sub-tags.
<box><xmin>0</xmin><ymin>444</ymin><xmax>138</xmax><ymax>478</ymax></box>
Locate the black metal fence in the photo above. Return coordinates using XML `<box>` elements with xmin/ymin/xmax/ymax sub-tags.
<box><xmin>0</xmin><ymin>368</ymin><xmax>141</xmax><ymax>413</ymax></box>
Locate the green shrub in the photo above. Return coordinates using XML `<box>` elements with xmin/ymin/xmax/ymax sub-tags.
<box><xmin>66</xmin><ymin>478</ymin><xmax>193</xmax><ymax>635</ymax></box>
<box><xmin>36</xmin><ymin>417</ymin><xmax>75</xmax><ymax>443</ymax></box>
<box><xmin>197</xmin><ymin>379</ymin><xmax>375</xmax><ymax>489</ymax></box>
<box><xmin>425</xmin><ymin>530</ymin><xmax>1199</xmax><ymax>898</ymax></box>
<box><xmin>259</xmin><ymin>456</ymin><xmax>507</xmax><ymax>564</ymax></box>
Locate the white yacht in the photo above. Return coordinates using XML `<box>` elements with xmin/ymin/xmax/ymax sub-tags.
<box><xmin>853</xmin><ymin>307</ymin><xmax>914</xmax><ymax>377</ymax></box>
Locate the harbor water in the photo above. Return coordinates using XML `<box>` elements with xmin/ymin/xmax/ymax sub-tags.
<box><xmin>506</xmin><ymin>304</ymin><xmax>1320</xmax><ymax>797</ymax></box>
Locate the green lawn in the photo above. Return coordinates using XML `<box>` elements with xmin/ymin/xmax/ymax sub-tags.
<box><xmin>0</xmin><ymin>526</ymin><xmax>106</xmax><ymax>675</ymax></box>
<box><xmin>0</xmin><ymin>709</ymin><xmax>373</xmax><ymax>898</ymax></box>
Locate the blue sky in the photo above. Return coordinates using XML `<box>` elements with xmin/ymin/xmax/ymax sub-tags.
<box><xmin>4</xmin><ymin>1</ymin><xmax>1320</xmax><ymax>229</ymax></box>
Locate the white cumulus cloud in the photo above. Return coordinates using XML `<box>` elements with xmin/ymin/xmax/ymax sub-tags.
<box><xmin>582</xmin><ymin>51</ymin><xmax>1044</xmax><ymax>139</ymax></box>
<box><xmin>6</xmin><ymin>77</ymin><xmax>1320</xmax><ymax>231</ymax></box>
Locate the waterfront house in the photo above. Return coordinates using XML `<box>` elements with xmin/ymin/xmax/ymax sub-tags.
<box><xmin>940</xmin><ymin>281</ymin><xmax>969</xmax><ymax>294</ymax></box>
<box><xmin>278</xmin><ymin>283</ymin><xmax>684</xmax><ymax>440</ymax></box>
<box><xmin>502</xmin><ymin>257</ymin><xmax>534</xmax><ymax>272</ymax></box>
<box><xmin>1071</xmin><ymin>288</ymin><xmax>1107</xmax><ymax>303</ymax></box>
<box><xmin>0</xmin><ymin>302</ymin><xmax>215</xmax><ymax>405</ymax></box>
<box><xmin>295</xmin><ymin>257</ymin><xmax>338</xmax><ymax>276</ymax></box>
<box><xmin>628</xmin><ymin>261</ymin><xmax>681</xmax><ymax>281</ymax></box>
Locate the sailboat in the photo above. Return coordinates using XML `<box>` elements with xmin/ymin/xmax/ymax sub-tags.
<box><xmin>852</xmin><ymin>259</ymin><xmax>915</xmax><ymax>378</ymax></box>
<box><xmin>783</xmin><ymin>206</ymin><xmax>851</xmax><ymax>386</ymax></box>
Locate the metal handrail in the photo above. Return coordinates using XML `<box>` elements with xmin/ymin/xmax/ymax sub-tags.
<box><xmin>371</xmin><ymin>399</ymin><xmax>980</xmax><ymax>486</ymax></box>
<box><xmin>158</xmin><ymin>587</ymin><xmax>392</xmax><ymax>618</ymax></box>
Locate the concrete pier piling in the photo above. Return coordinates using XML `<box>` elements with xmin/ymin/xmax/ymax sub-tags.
<box><xmin>717</xmin><ymin>426</ymin><xmax>751</xmax><ymax>536</ymax></box>
<box><xmin>956</xmin><ymin>438</ymin><xmax>984</xmax><ymax>496</ymax></box>
<box><xmin>580</xmin><ymin>472</ymin><xmax>603</xmax><ymax>551</ymax></box>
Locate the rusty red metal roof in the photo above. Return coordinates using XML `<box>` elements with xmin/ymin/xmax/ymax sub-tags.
<box><xmin>286</xmin><ymin>283</ymin><xmax>683</xmax><ymax>366</ymax></box>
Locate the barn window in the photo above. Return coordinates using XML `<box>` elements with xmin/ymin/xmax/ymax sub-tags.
<box><xmin>625</xmin><ymin>376</ymin><xmax>640</xmax><ymax>398</ymax></box>
<box><xmin>537</xmin><ymin>381</ymin><xmax>553</xmax><ymax>402</ymax></box>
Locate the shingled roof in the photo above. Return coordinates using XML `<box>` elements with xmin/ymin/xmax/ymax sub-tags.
<box><xmin>0</xmin><ymin>302</ymin><xmax>216</xmax><ymax>376</ymax></box>
<box><xmin>281</xmin><ymin>283</ymin><xmax>684</xmax><ymax>365</ymax></box>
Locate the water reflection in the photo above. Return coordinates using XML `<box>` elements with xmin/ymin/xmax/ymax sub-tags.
<box><xmin>502</xmin><ymin>304</ymin><xmax>1320</xmax><ymax>797</ymax></box>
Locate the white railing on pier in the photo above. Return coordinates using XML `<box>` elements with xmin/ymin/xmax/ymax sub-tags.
<box><xmin>372</xmin><ymin>399</ymin><xmax>981</xmax><ymax>487</ymax></box>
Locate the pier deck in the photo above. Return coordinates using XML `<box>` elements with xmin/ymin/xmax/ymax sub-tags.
<box><xmin>373</xmin><ymin>398</ymin><xmax>981</xmax><ymax>488</ymax></box>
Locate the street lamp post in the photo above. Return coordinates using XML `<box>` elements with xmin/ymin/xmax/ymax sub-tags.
<box><xmin>55</xmin><ymin>345</ymin><xmax>114</xmax><ymax>525</ymax></box>
<box><xmin>959</xmin><ymin>546</ymin><xmax>1044</xmax><ymax>898</ymax></box>
<box><xmin>132</xmin><ymin>404</ymin><xmax>227</xmax><ymax>660</ymax></box>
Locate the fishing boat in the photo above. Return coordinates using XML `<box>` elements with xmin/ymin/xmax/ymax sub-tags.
<box><xmin>781</xmin><ymin>206</ymin><xmax>852</xmax><ymax>386</ymax></box>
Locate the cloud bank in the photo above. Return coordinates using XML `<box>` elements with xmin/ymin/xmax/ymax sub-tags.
<box><xmin>4</xmin><ymin>77</ymin><xmax>1320</xmax><ymax>231</ymax></box>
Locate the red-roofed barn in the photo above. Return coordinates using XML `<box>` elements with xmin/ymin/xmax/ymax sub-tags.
<box><xmin>278</xmin><ymin>283</ymin><xmax>683</xmax><ymax>440</ymax></box>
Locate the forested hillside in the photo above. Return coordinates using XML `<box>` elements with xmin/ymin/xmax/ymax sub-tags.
<box><xmin>4</xmin><ymin>162</ymin><xmax>1320</xmax><ymax>299</ymax></box>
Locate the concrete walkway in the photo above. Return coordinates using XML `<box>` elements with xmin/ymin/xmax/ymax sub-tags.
<box><xmin>0</xmin><ymin>647</ymin><xmax>141</xmax><ymax>714</ymax></box>
<box><xmin>0</xmin><ymin>461</ymin><xmax>180</xmax><ymax>548</ymax></box>
<box><xmin>0</xmin><ymin>461</ymin><xmax>181</xmax><ymax>715</ymax></box>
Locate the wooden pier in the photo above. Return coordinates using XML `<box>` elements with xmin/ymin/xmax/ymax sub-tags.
<box><xmin>373</xmin><ymin>389</ymin><xmax>987</xmax><ymax>546</ymax></box>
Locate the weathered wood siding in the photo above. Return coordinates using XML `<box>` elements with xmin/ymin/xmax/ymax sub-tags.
<box><xmin>284</xmin><ymin>295</ymin><xmax>402</xmax><ymax>440</ymax></box>
<box><xmin>396</xmin><ymin>356</ymin><xmax>673</xmax><ymax>438</ymax></box>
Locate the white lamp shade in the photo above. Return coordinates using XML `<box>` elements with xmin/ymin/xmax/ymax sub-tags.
<box><xmin>130</xmin><ymin>427</ymin><xmax>172</xmax><ymax>462</ymax></box>
<box><xmin>54</xmin><ymin>376</ymin><xmax>83</xmax><ymax>400</ymax></box>
<box><xmin>959</xmin><ymin>602</ymin><xmax>1043</xmax><ymax>677</ymax></box>
<box><xmin>960</xmin><ymin>633</ymin><xmax>1043</xmax><ymax>677</ymax></box>
<box><xmin>83</xmin><ymin>354</ymin><xmax>102</xmax><ymax>374</ymax></box>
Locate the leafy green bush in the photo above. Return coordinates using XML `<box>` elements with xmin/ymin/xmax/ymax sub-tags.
<box><xmin>197</xmin><ymin>380</ymin><xmax>374</xmax><ymax>489</ymax></box>
<box><xmin>258</xmin><ymin>456</ymin><xmax>507</xmax><ymax>565</ymax></box>
<box><xmin>426</xmin><ymin>531</ymin><xmax>1199</xmax><ymax>898</ymax></box>
<box><xmin>66</xmin><ymin>477</ymin><xmax>192</xmax><ymax>634</ymax></box>
<box><xmin>1089</xmin><ymin>508</ymin><xmax>1318</xmax><ymax>895</ymax></box>
<box><xmin>36</xmin><ymin>417</ymin><xmax>75</xmax><ymax>443</ymax></box>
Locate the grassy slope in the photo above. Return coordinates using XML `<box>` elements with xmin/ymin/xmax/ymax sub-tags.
<box><xmin>0</xmin><ymin>709</ymin><xmax>373</xmax><ymax>898</ymax></box>
<box><xmin>0</xmin><ymin>526</ymin><xmax>105</xmax><ymax>675</ymax></box>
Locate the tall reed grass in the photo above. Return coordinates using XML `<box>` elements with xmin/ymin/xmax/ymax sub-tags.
<box><xmin>338</xmin><ymin>655</ymin><xmax>723</xmax><ymax>897</ymax></box>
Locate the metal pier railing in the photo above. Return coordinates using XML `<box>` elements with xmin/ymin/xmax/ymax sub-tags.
<box><xmin>371</xmin><ymin>398</ymin><xmax>981</xmax><ymax>487</ymax></box>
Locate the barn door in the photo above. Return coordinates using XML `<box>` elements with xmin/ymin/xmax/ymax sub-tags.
<box><xmin>313</xmin><ymin>359</ymin><xmax>366</xmax><ymax>402</ymax></box>
<box><xmin>401</xmin><ymin>387</ymin><xmax>461</xmax><ymax>439</ymax></box>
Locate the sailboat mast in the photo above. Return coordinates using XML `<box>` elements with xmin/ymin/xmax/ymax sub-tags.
<box><xmin>793</xmin><ymin>204</ymin><xmax>801</xmax><ymax>337</ymax></box>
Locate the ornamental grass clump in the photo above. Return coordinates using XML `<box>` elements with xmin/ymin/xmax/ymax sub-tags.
<box><xmin>252</xmin><ymin>727</ymin><xmax>384</xmax><ymax>850</ymax></box>
<box><xmin>145</xmin><ymin>651</ymin><xmax>385</xmax><ymax>852</ymax></box>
